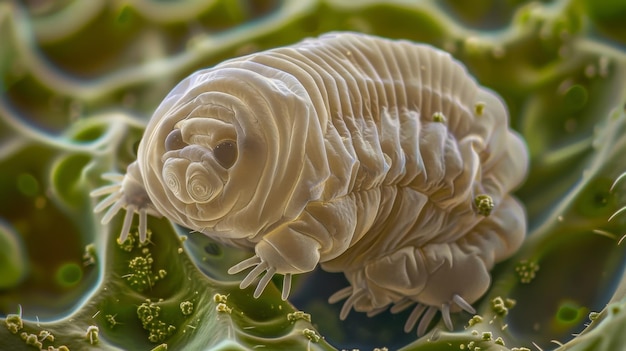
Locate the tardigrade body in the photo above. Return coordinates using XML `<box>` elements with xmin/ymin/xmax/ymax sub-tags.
<box><xmin>92</xmin><ymin>32</ymin><xmax>528</xmax><ymax>336</ymax></box>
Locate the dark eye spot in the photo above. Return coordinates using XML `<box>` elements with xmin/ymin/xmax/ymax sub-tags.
<box><xmin>214</xmin><ymin>140</ymin><xmax>237</xmax><ymax>169</ymax></box>
<box><xmin>165</xmin><ymin>129</ymin><xmax>187</xmax><ymax>151</ymax></box>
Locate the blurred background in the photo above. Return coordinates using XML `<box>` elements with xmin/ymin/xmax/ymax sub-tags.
<box><xmin>1</xmin><ymin>0</ymin><xmax>626</xmax><ymax>350</ymax></box>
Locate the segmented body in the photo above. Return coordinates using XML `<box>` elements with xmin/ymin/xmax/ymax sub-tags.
<box><xmin>91</xmin><ymin>32</ymin><xmax>528</xmax><ymax>336</ymax></box>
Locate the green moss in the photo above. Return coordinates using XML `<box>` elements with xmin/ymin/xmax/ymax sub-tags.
<box><xmin>137</xmin><ymin>300</ymin><xmax>177</xmax><ymax>343</ymax></box>
<box><xmin>179</xmin><ymin>301</ymin><xmax>194</xmax><ymax>316</ymax></box>
<box><xmin>515</xmin><ymin>260</ymin><xmax>540</xmax><ymax>284</ymax></box>
<box><xmin>105</xmin><ymin>314</ymin><xmax>119</xmax><ymax>329</ymax></box>
<box><xmin>21</xmin><ymin>332</ymin><xmax>42</xmax><ymax>349</ymax></box>
<box><xmin>474</xmin><ymin>102</ymin><xmax>486</xmax><ymax>116</ymax></box>
<box><xmin>86</xmin><ymin>325</ymin><xmax>99</xmax><ymax>345</ymax></box>
<box><xmin>491</xmin><ymin>297</ymin><xmax>516</xmax><ymax>317</ymax></box>
<box><xmin>302</xmin><ymin>328</ymin><xmax>321</xmax><ymax>343</ymax></box>
<box><xmin>287</xmin><ymin>311</ymin><xmax>312</xmax><ymax>323</ymax></box>
<box><xmin>467</xmin><ymin>315</ymin><xmax>483</xmax><ymax>327</ymax></box>
<box><xmin>215</xmin><ymin>303</ymin><xmax>232</xmax><ymax>314</ymax></box>
<box><xmin>474</xmin><ymin>194</ymin><xmax>495</xmax><ymax>216</ymax></box>
<box><xmin>432</xmin><ymin>112</ymin><xmax>446</xmax><ymax>123</ymax></box>
<box><xmin>5</xmin><ymin>314</ymin><xmax>23</xmax><ymax>334</ymax></box>
<box><xmin>126</xmin><ymin>252</ymin><xmax>156</xmax><ymax>292</ymax></box>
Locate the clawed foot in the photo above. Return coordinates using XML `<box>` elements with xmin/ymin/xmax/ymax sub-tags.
<box><xmin>227</xmin><ymin>228</ymin><xmax>321</xmax><ymax>300</ymax></box>
<box><xmin>328</xmin><ymin>286</ymin><xmax>367</xmax><ymax>320</ymax></box>
<box><xmin>327</xmin><ymin>285</ymin><xmax>398</xmax><ymax>320</ymax></box>
<box><xmin>90</xmin><ymin>171</ymin><xmax>160</xmax><ymax>242</ymax></box>
<box><xmin>228</xmin><ymin>255</ymin><xmax>293</xmax><ymax>300</ymax></box>
<box><xmin>329</xmin><ymin>287</ymin><xmax>476</xmax><ymax>337</ymax></box>
<box><xmin>390</xmin><ymin>294</ymin><xmax>476</xmax><ymax>336</ymax></box>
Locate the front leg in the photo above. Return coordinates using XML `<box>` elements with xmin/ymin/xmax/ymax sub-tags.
<box><xmin>228</xmin><ymin>227</ymin><xmax>322</xmax><ymax>300</ymax></box>
<box><xmin>228</xmin><ymin>195</ymin><xmax>365</xmax><ymax>300</ymax></box>
<box><xmin>90</xmin><ymin>162</ymin><xmax>161</xmax><ymax>243</ymax></box>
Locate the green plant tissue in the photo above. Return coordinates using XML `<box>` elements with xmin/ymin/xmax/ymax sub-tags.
<box><xmin>1</xmin><ymin>0</ymin><xmax>626</xmax><ymax>350</ymax></box>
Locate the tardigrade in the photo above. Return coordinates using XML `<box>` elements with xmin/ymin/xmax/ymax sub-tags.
<box><xmin>92</xmin><ymin>32</ymin><xmax>528</xmax><ymax>336</ymax></box>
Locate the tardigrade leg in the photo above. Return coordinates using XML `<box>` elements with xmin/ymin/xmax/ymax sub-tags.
<box><xmin>328</xmin><ymin>245</ymin><xmax>430</xmax><ymax>319</ymax></box>
<box><xmin>228</xmin><ymin>193</ymin><xmax>376</xmax><ymax>300</ymax></box>
<box><xmin>330</xmin><ymin>195</ymin><xmax>526</xmax><ymax>336</ymax></box>
<box><xmin>90</xmin><ymin>162</ymin><xmax>161</xmax><ymax>243</ymax></box>
<box><xmin>329</xmin><ymin>241</ymin><xmax>486</xmax><ymax>336</ymax></box>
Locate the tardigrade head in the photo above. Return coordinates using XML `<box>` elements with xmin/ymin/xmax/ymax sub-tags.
<box><xmin>137</xmin><ymin>64</ymin><xmax>324</xmax><ymax>241</ymax></box>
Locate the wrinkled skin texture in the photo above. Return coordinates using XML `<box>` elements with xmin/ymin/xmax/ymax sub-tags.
<box><xmin>92</xmin><ymin>32</ymin><xmax>528</xmax><ymax>335</ymax></box>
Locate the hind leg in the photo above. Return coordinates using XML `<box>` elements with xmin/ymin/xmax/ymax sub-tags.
<box><xmin>329</xmin><ymin>195</ymin><xmax>525</xmax><ymax>335</ymax></box>
<box><xmin>405</xmin><ymin>243</ymin><xmax>489</xmax><ymax>334</ymax></box>
<box><xmin>329</xmin><ymin>242</ymin><xmax>486</xmax><ymax>335</ymax></box>
<box><xmin>328</xmin><ymin>246</ymin><xmax>429</xmax><ymax>319</ymax></box>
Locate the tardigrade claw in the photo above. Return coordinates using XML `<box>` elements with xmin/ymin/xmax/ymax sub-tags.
<box><xmin>227</xmin><ymin>231</ymin><xmax>320</xmax><ymax>300</ymax></box>
<box><xmin>329</xmin><ymin>287</ymin><xmax>477</xmax><ymax>337</ymax></box>
<box><xmin>228</xmin><ymin>255</ymin><xmax>292</xmax><ymax>300</ymax></box>
<box><xmin>90</xmin><ymin>164</ymin><xmax>161</xmax><ymax>242</ymax></box>
<box><xmin>327</xmin><ymin>286</ymin><xmax>356</xmax><ymax>320</ymax></box>
<box><xmin>399</xmin><ymin>294</ymin><xmax>476</xmax><ymax>336</ymax></box>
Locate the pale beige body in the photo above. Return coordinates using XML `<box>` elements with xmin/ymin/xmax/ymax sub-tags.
<box><xmin>92</xmin><ymin>32</ymin><xmax>528</xmax><ymax>335</ymax></box>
